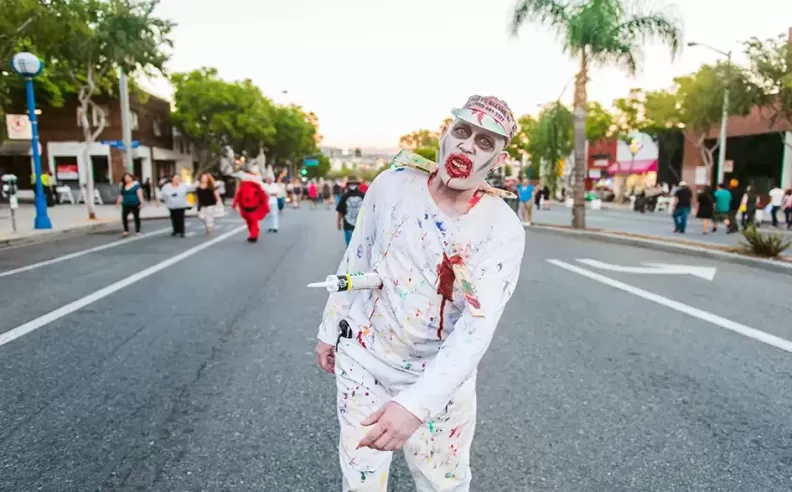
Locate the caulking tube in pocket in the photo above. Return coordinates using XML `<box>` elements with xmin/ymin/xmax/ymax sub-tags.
<box><xmin>307</xmin><ymin>273</ymin><xmax>383</xmax><ymax>293</ymax></box>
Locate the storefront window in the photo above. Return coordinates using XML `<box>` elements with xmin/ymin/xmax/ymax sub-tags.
<box><xmin>91</xmin><ymin>156</ymin><xmax>110</xmax><ymax>183</ymax></box>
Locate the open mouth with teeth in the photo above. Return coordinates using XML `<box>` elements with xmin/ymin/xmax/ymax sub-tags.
<box><xmin>444</xmin><ymin>154</ymin><xmax>473</xmax><ymax>179</ymax></box>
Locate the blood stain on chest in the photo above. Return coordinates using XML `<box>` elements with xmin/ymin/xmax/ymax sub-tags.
<box><xmin>435</xmin><ymin>253</ymin><xmax>462</xmax><ymax>340</ymax></box>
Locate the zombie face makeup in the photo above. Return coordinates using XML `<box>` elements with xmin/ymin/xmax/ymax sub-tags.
<box><xmin>436</xmin><ymin>119</ymin><xmax>507</xmax><ymax>191</ymax></box>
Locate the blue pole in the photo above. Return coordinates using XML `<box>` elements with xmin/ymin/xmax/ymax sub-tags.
<box><xmin>26</xmin><ymin>78</ymin><xmax>52</xmax><ymax>229</ymax></box>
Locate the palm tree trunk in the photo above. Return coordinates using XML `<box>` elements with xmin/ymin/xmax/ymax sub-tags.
<box><xmin>571</xmin><ymin>52</ymin><xmax>588</xmax><ymax>228</ymax></box>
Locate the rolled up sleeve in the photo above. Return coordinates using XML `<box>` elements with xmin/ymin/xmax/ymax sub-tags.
<box><xmin>317</xmin><ymin>184</ymin><xmax>379</xmax><ymax>345</ymax></box>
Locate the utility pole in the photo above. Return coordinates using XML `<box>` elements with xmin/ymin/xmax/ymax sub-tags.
<box><xmin>119</xmin><ymin>69</ymin><xmax>134</xmax><ymax>174</ymax></box>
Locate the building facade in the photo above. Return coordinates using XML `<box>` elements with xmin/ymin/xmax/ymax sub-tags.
<box><xmin>0</xmin><ymin>91</ymin><xmax>194</xmax><ymax>201</ymax></box>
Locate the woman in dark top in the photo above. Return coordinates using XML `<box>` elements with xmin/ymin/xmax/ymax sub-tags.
<box><xmin>196</xmin><ymin>173</ymin><xmax>222</xmax><ymax>235</ymax></box>
<box><xmin>696</xmin><ymin>186</ymin><xmax>715</xmax><ymax>234</ymax></box>
<box><xmin>116</xmin><ymin>173</ymin><xmax>144</xmax><ymax>237</ymax></box>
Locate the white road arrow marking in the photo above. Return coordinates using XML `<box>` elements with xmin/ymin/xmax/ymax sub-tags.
<box><xmin>576</xmin><ymin>259</ymin><xmax>717</xmax><ymax>281</ymax></box>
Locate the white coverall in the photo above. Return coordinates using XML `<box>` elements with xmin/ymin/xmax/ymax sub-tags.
<box><xmin>318</xmin><ymin>168</ymin><xmax>525</xmax><ymax>491</ymax></box>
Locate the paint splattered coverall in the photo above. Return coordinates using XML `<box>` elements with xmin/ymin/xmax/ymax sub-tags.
<box><xmin>318</xmin><ymin>168</ymin><xmax>525</xmax><ymax>491</ymax></box>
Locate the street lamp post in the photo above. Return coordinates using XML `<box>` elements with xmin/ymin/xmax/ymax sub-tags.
<box><xmin>688</xmin><ymin>42</ymin><xmax>732</xmax><ymax>185</ymax></box>
<box><xmin>11</xmin><ymin>52</ymin><xmax>52</xmax><ymax>229</ymax></box>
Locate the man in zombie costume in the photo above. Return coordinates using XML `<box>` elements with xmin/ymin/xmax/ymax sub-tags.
<box><xmin>231</xmin><ymin>169</ymin><xmax>270</xmax><ymax>243</ymax></box>
<box><xmin>315</xmin><ymin>95</ymin><xmax>525</xmax><ymax>491</ymax></box>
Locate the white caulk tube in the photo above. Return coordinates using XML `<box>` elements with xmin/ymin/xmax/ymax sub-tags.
<box><xmin>307</xmin><ymin>273</ymin><xmax>383</xmax><ymax>293</ymax></box>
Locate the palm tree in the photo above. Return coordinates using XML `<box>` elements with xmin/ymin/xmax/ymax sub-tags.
<box><xmin>510</xmin><ymin>0</ymin><xmax>682</xmax><ymax>228</ymax></box>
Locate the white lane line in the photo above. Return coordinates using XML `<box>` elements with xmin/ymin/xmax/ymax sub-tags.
<box><xmin>0</xmin><ymin>225</ymin><xmax>246</xmax><ymax>348</ymax></box>
<box><xmin>547</xmin><ymin>259</ymin><xmax>792</xmax><ymax>355</ymax></box>
<box><xmin>185</xmin><ymin>231</ymin><xmax>197</xmax><ymax>237</ymax></box>
<box><xmin>0</xmin><ymin>228</ymin><xmax>171</xmax><ymax>278</ymax></box>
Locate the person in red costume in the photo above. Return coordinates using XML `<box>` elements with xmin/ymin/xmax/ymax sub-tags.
<box><xmin>232</xmin><ymin>170</ymin><xmax>270</xmax><ymax>243</ymax></box>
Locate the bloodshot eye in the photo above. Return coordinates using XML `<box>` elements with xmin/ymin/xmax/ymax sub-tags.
<box><xmin>453</xmin><ymin>125</ymin><xmax>471</xmax><ymax>138</ymax></box>
<box><xmin>477</xmin><ymin>136</ymin><xmax>494</xmax><ymax>150</ymax></box>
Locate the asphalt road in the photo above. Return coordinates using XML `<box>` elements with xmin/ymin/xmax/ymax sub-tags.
<box><xmin>532</xmin><ymin>204</ymin><xmax>792</xmax><ymax>246</ymax></box>
<box><xmin>0</xmin><ymin>207</ymin><xmax>790</xmax><ymax>492</ymax></box>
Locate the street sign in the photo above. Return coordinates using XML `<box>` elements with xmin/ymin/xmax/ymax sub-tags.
<box><xmin>304</xmin><ymin>158</ymin><xmax>319</xmax><ymax>167</ymax></box>
<box><xmin>5</xmin><ymin>114</ymin><xmax>31</xmax><ymax>140</ymax></box>
<box><xmin>576</xmin><ymin>259</ymin><xmax>716</xmax><ymax>280</ymax></box>
<box><xmin>100</xmin><ymin>140</ymin><xmax>140</xmax><ymax>150</ymax></box>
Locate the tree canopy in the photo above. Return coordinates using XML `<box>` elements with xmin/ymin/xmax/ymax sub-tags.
<box><xmin>744</xmin><ymin>33</ymin><xmax>792</xmax><ymax>145</ymax></box>
<box><xmin>399</xmin><ymin>128</ymin><xmax>439</xmax><ymax>150</ymax></box>
<box><xmin>171</xmin><ymin>68</ymin><xmax>322</xmax><ymax>176</ymax></box>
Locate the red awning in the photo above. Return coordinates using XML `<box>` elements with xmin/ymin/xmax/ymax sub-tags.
<box><xmin>607</xmin><ymin>159</ymin><xmax>658</xmax><ymax>175</ymax></box>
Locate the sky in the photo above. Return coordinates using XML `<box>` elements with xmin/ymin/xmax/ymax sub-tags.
<box><xmin>143</xmin><ymin>0</ymin><xmax>792</xmax><ymax>149</ymax></box>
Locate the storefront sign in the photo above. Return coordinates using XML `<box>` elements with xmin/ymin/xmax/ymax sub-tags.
<box><xmin>593</xmin><ymin>159</ymin><xmax>609</xmax><ymax>168</ymax></box>
<box><xmin>5</xmin><ymin>114</ymin><xmax>31</xmax><ymax>140</ymax></box>
<box><xmin>56</xmin><ymin>164</ymin><xmax>79</xmax><ymax>181</ymax></box>
<box><xmin>588</xmin><ymin>169</ymin><xmax>601</xmax><ymax>179</ymax></box>
<box><xmin>723</xmin><ymin>160</ymin><xmax>734</xmax><ymax>173</ymax></box>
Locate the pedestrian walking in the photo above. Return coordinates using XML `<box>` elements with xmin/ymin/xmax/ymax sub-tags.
<box><xmin>768</xmin><ymin>183</ymin><xmax>785</xmax><ymax>227</ymax></box>
<box><xmin>263</xmin><ymin>170</ymin><xmax>281</xmax><ymax>233</ymax></box>
<box><xmin>726</xmin><ymin>179</ymin><xmax>742</xmax><ymax>234</ymax></box>
<box><xmin>740</xmin><ymin>186</ymin><xmax>760</xmax><ymax>229</ymax></box>
<box><xmin>308</xmin><ymin>180</ymin><xmax>318</xmax><ymax>209</ymax></box>
<box><xmin>696</xmin><ymin>186</ymin><xmax>714</xmax><ymax>235</ymax></box>
<box><xmin>116</xmin><ymin>172</ymin><xmax>144</xmax><ymax>237</ymax></box>
<box><xmin>332</xmin><ymin>180</ymin><xmax>343</xmax><ymax>206</ymax></box>
<box><xmin>713</xmin><ymin>183</ymin><xmax>732</xmax><ymax>233</ymax></box>
<box><xmin>315</xmin><ymin>95</ymin><xmax>525</xmax><ymax>491</ymax></box>
<box><xmin>336</xmin><ymin>176</ymin><xmax>365</xmax><ymax>245</ymax></box>
<box><xmin>232</xmin><ymin>170</ymin><xmax>269</xmax><ymax>243</ymax></box>
<box><xmin>159</xmin><ymin>174</ymin><xmax>194</xmax><ymax>237</ymax></box>
<box><xmin>291</xmin><ymin>178</ymin><xmax>302</xmax><ymax>208</ymax></box>
<box><xmin>321</xmin><ymin>179</ymin><xmax>333</xmax><ymax>209</ymax></box>
<box><xmin>516</xmin><ymin>177</ymin><xmax>534</xmax><ymax>225</ymax></box>
<box><xmin>216</xmin><ymin>178</ymin><xmax>227</xmax><ymax>204</ymax></box>
<box><xmin>783</xmin><ymin>189</ymin><xmax>792</xmax><ymax>229</ymax></box>
<box><xmin>196</xmin><ymin>173</ymin><xmax>222</xmax><ymax>235</ymax></box>
<box><xmin>672</xmin><ymin>181</ymin><xmax>693</xmax><ymax>233</ymax></box>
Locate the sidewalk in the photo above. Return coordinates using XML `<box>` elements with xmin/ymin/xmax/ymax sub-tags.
<box><xmin>0</xmin><ymin>203</ymin><xmax>196</xmax><ymax>247</ymax></box>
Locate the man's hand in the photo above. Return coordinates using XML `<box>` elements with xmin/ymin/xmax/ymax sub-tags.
<box><xmin>358</xmin><ymin>402</ymin><xmax>422</xmax><ymax>451</ymax></box>
<box><xmin>315</xmin><ymin>341</ymin><xmax>335</xmax><ymax>374</ymax></box>
<box><xmin>337</xmin><ymin>221</ymin><xmax>343</xmax><ymax>231</ymax></box>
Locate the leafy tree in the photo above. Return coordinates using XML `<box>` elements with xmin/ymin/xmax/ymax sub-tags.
<box><xmin>505</xmin><ymin>114</ymin><xmax>537</xmax><ymax>160</ymax></box>
<box><xmin>414</xmin><ymin>146</ymin><xmax>437</xmax><ymax>162</ymax></box>
<box><xmin>585</xmin><ymin>101</ymin><xmax>615</xmax><ymax>141</ymax></box>
<box><xmin>399</xmin><ymin>129</ymin><xmax>439</xmax><ymax>150</ymax></box>
<box><xmin>0</xmin><ymin>0</ymin><xmax>97</xmax><ymax>113</ymax></box>
<box><xmin>612</xmin><ymin>89</ymin><xmax>645</xmax><ymax>143</ymax></box>
<box><xmin>511</xmin><ymin>0</ymin><xmax>682</xmax><ymax>228</ymax></box>
<box><xmin>171</xmin><ymin>68</ymin><xmax>276</xmax><ymax>176</ymax></box>
<box><xmin>56</xmin><ymin>0</ymin><xmax>173</xmax><ymax>219</ymax></box>
<box><xmin>672</xmin><ymin>63</ymin><xmax>757</xmax><ymax>181</ymax></box>
<box><xmin>641</xmin><ymin>88</ymin><xmax>685</xmax><ymax>182</ymax></box>
<box><xmin>744</xmin><ymin>33</ymin><xmax>792</xmax><ymax>150</ymax></box>
<box><xmin>268</xmin><ymin>104</ymin><xmax>320</xmax><ymax>168</ymax></box>
<box><xmin>529</xmin><ymin>102</ymin><xmax>573</xmax><ymax>194</ymax></box>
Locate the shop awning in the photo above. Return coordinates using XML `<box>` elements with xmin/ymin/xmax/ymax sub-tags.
<box><xmin>607</xmin><ymin>159</ymin><xmax>658</xmax><ymax>174</ymax></box>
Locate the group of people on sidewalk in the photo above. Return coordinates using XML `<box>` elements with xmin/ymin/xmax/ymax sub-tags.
<box><xmin>671</xmin><ymin>179</ymin><xmax>792</xmax><ymax>234</ymax></box>
<box><xmin>115</xmin><ymin>172</ymin><xmax>225</xmax><ymax>238</ymax></box>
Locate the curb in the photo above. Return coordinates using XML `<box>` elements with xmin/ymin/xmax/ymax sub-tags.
<box><xmin>0</xmin><ymin>212</ymin><xmax>198</xmax><ymax>250</ymax></box>
<box><xmin>529</xmin><ymin>224</ymin><xmax>792</xmax><ymax>277</ymax></box>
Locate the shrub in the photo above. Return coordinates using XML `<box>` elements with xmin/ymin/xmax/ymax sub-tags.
<box><xmin>739</xmin><ymin>226</ymin><xmax>792</xmax><ymax>258</ymax></box>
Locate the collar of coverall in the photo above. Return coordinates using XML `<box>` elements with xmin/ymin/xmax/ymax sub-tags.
<box><xmin>390</xmin><ymin>150</ymin><xmax>517</xmax><ymax>200</ymax></box>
